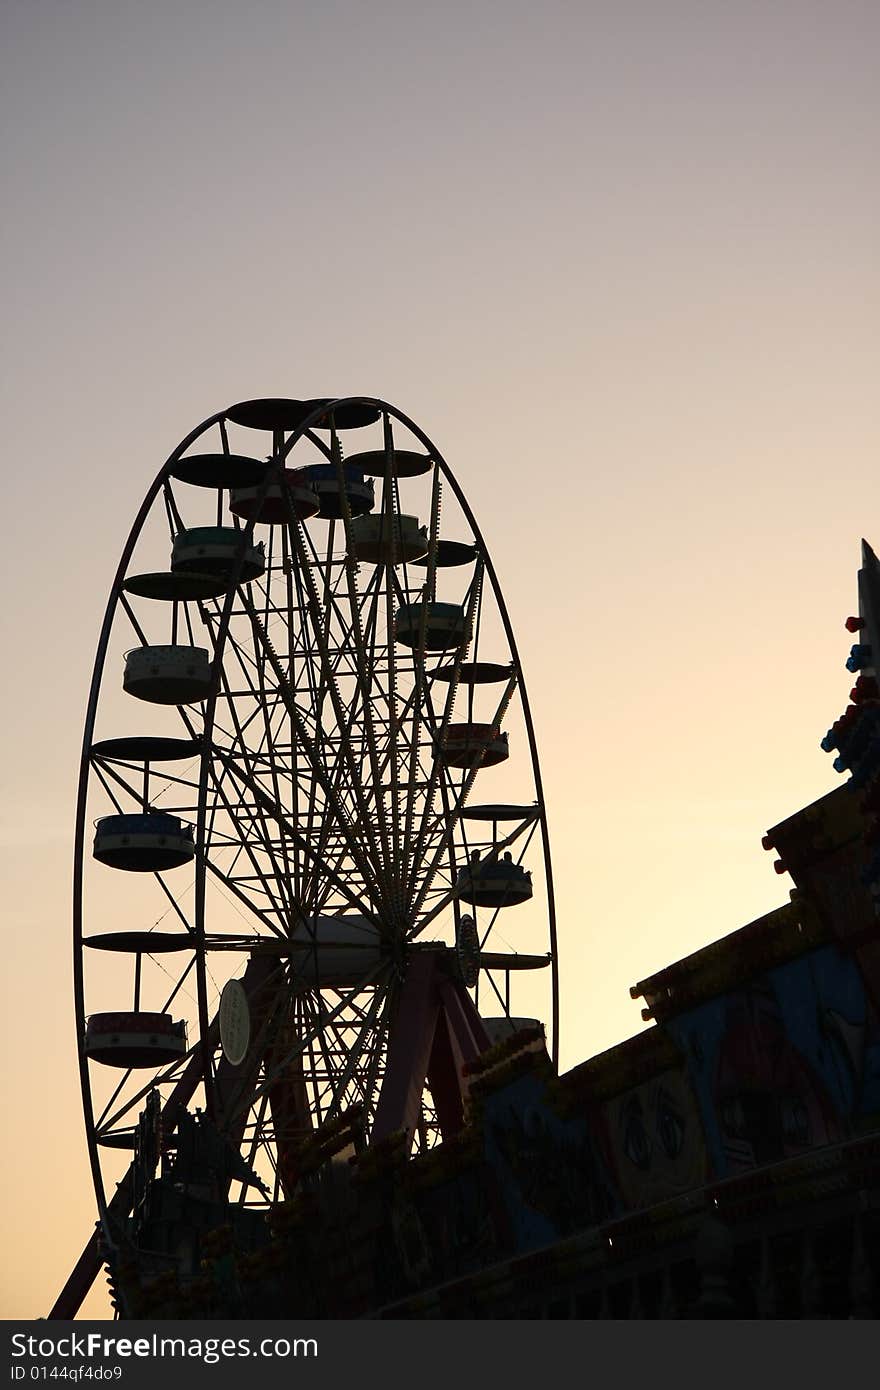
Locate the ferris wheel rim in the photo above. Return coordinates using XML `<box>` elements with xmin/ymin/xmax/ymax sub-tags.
<box><xmin>73</xmin><ymin>395</ymin><xmax>560</xmax><ymax>1234</ymax></box>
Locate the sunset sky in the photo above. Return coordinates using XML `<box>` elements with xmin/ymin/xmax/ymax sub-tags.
<box><xmin>1</xmin><ymin>0</ymin><xmax>878</xmax><ymax>1317</ymax></box>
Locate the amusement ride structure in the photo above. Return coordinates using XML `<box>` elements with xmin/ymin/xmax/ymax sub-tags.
<box><xmin>52</xmin><ymin>395</ymin><xmax>558</xmax><ymax>1318</ymax></box>
<box><xmin>50</xmin><ymin>397</ymin><xmax>880</xmax><ymax>1320</ymax></box>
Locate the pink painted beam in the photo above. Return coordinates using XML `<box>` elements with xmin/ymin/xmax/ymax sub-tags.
<box><xmin>371</xmin><ymin>951</ymin><xmax>440</xmax><ymax>1148</ymax></box>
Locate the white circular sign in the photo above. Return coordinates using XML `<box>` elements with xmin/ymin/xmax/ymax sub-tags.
<box><xmin>219</xmin><ymin>979</ymin><xmax>250</xmax><ymax>1066</ymax></box>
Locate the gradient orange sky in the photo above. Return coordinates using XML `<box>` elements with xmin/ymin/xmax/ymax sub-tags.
<box><xmin>1</xmin><ymin>0</ymin><xmax>878</xmax><ymax>1318</ymax></box>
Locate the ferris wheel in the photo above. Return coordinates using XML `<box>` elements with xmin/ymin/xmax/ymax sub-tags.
<box><xmin>55</xmin><ymin>396</ymin><xmax>558</xmax><ymax>1316</ymax></box>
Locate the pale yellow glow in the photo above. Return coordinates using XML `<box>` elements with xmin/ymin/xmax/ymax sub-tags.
<box><xmin>1</xmin><ymin>1</ymin><xmax>877</xmax><ymax>1318</ymax></box>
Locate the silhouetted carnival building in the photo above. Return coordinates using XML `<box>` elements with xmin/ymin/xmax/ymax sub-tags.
<box><xmin>109</xmin><ymin>764</ymin><xmax>880</xmax><ymax>1317</ymax></box>
<box><xmin>107</xmin><ymin>790</ymin><xmax>880</xmax><ymax>1318</ymax></box>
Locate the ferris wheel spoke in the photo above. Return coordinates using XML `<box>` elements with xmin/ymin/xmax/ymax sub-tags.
<box><xmin>205</xmin><ymin>830</ymin><xmax>291</xmax><ymax>930</ymax></box>
<box><xmin>298</xmin><ymin>491</ymin><xmax>386</xmax><ymax>659</ymax></box>
<box><xmin>299</xmin><ymin>991</ymin><xmax>346</xmax><ymax>1122</ymax></box>
<box><xmin>390</xmin><ymin>656</ymin><xmax>455</xmax><ymax>886</ymax></box>
<box><xmin>91</xmin><ymin>755</ymin><xmax>204</xmax><ymax>822</ymax></box>
<box><xmin>311</xmin><ymin>840</ymin><xmax>361</xmax><ymax>917</ymax></box>
<box><xmin>115</xmin><ymin>590</ymin><xmax>151</xmax><ymax>650</ymax></box>
<box><xmin>294</xmin><ymin>755</ymin><xmax>375</xmax><ymax>916</ymax></box>
<box><xmin>276</xmin><ymin>510</ymin><xmax>391</xmax><ymax>891</ymax></box>
<box><xmin>180</xmin><ymin>595</ymin><xmax>201</xmax><ymax>652</ymax></box>
<box><xmin>205</xmin><ymin>806</ymin><xmax>291</xmax><ymax>934</ymax></box>
<box><xmin>301</xmin><ymin>664</ymin><xmax>396</xmax><ymax>913</ymax></box>
<box><xmin>236</xmin><ymin>590</ymin><xmax>388</xmax><ymax>912</ymax></box>
<box><xmin>402</xmin><ymin>565</ymin><xmax>486</xmax><ymax>908</ymax></box>
<box><xmin>369</xmin><ymin>421</ymin><xmax>405</xmax><ymax>906</ymax></box>
<box><xmin>211</xmin><ymin>746</ymin><xmax>386</xmax><ymax>927</ymax></box>
<box><xmin>218</xmin><ymin>622</ymin><xmax>351</xmax><ymax>911</ymax></box>
<box><xmin>234</xmin><ymin>1086</ymin><xmax>272</xmax><ymax>1204</ymax></box>
<box><xmin>89</xmin><ymin>758</ymin><xmax>140</xmax><ymax>816</ymax></box>
<box><xmin>185</xmin><ymin>748</ymin><xmax>294</xmax><ymax>936</ymax></box>
<box><xmin>250</xmin><ymin>698</ymin><xmax>298</xmax><ymax>919</ymax></box>
<box><xmin>200</xmin><ymin>855</ymin><xmax>295</xmax><ymax>939</ymax></box>
<box><xmin>310</xmin><ymin>983</ymin><xmax>387</xmax><ymax>1119</ymax></box>
<box><xmin>408</xmin><ymin>669</ymin><xmax>520</xmax><ymax>922</ymax></box>
<box><xmin>162</xmin><ymin>478</ymin><xmax>187</xmax><ymax>539</ymax></box>
<box><xmin>375</xmin><ymin>561</ymin><xmax>442</xmax><ymax>892</ymax></box>
<box><xmin>396</xmin><ymin>465</ymin><xmax>445</xmax><ymax>873</ymax></box>
<box><xmin>359</xmin><ymin>981</ymin><xmax>397</xmax><ymax>1125</ymax></box>
<box><xmin>260</xmin><ymin>521</ymin><xmax>277</xmax><ymax>631</ymax></box>
<box><xmin>211</xmin><ymin>654</ymin><xmax>304</xmax><ymax>926</ymax></box>
<box><xmin>292</xmin><ymin>521</ymin><xmax>360</xmax><ymax>685</ymax></box>
<box><xmin>97</xmin><ymin>1041</ymin><xmax>200</xmax><ymax>1136</ymax></box>
<box><xmin>303</xmin><ymin>661</ymin><xmax>378</xmax><ymax>878</ymax></box>
<box><xmin>289</xmin><ymin>994</ymin><xmax>321</xmax><ymax>1126</ymax></box>
<box><xmin>327</xmin><ymin>426</ymin><xmax>397</xmax><ymax>904</ymax></box>
<box><xmin>407</xmin><ymin>812</ymin><xmax>538</xmax><ymax>944</ymax></box>
<box><xmin>202</xmin><ymin>771</ymin><xmax>293</xmax><ymax>932</ymax></box>
<box><xmin>225</xmin><ymin>958</ymin><xmax>392</xmax><ymax>1125</ymax></box>
<box><xmin>480</xmin><ymin>967</ymin><xmax>512</xmax><ymax>1018</ymax></box>
<box><xmin>282</xmin><ymin>529</ymin><xmax>309</xmax><ymax>902</ymax></box>
<box><xmin>476</xmin><ymin>819</ymin><xmax>542</xmax><ymax>950</ymax></box>
<box><xmin>94</xmin><ymin>1073</ymin><xmax>141</xmax><ymax>1135</ymax></box>
<box><xmin>303</xmin><ymin>783</ymin><xmax>352</xmax><ymax>914</ymax></box>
